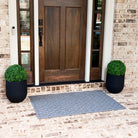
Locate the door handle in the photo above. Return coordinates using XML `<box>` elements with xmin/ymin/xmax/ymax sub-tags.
<box><xmin>39</xmin><ymin>27</ymin><xmax>43</xmax><ymax>46</ymax></box>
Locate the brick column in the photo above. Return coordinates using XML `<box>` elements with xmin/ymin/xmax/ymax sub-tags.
<box><xmin>0</xmin><ymin>0</ymin><xmax>10</xmax><ymax>93</ymax></box>
<box><xmin>113</xmin><ymin>0</ymin><xmax>138</xmax><ymax>91</ymax></box>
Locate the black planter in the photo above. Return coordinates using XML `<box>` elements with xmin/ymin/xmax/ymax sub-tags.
<box><xmin>106</xmin><ymin>73</ymin><xmax>125</xmax><ymax>93</ymax></box>
<box><xmin>6</xmin><ymin>80</ymin><xmax>27</xmax><ymax>103</ymax></box>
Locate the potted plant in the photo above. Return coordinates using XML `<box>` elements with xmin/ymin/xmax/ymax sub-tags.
<box><xmin>106</xmin><ymin>60</ymin><xmax>126</xmax><ymax>93</ymax></box>
<box><xmin>4</xmin><ymin>64</ymin><xmax>27</xmax><ymax>103</ymax></box>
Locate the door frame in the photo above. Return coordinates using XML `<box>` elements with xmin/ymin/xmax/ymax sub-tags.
<box><xmin>9</xmin><ymin>0</ymin><xmax>115</xmax><ymax>85</ymax></box>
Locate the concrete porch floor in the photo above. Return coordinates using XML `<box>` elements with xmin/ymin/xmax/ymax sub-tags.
<box><xmin>0</xmin><ymin>89</ymin><xmax>138</xmax><ymax>138</ymax></box>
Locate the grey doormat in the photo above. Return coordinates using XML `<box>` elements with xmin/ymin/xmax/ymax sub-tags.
<box><xmin>29</xmin><ymin>90</ymin><xmax>125</xmax><ymax>119</ymax></box>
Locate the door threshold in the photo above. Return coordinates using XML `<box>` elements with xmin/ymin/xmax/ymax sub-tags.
<box><xmin>28</xmin><ymin>80</ymin><xmax>104</xmax><ymax>87</ymax></box>
<box><xmin>27</xmin><ymin>81</ymin><xmax>105</xmax><ymax>95</ymax></box>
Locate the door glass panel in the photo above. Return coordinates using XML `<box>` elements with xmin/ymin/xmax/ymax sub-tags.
<box><xmin>92</xmin><ymin>51</ymin><xmax>99</xmax><ymax>67</ymax></box>
<box><xmin>19</xmin><ymin>0</ymin><xmax>29</xmax><ymax>9</ymax></box>
<box><xmin>21</xmin><ymin>32</ymin><xmax>30</xmax><ymax>51</ymax></box>
<box><xmin>21</xmin><ymin>53</ymin><xmax>30</xmax><ymax>70</ymax></box>
<box><xmin>93</xmin><ymin>32</ymin><xmax>101</xmax><ymax>49</ymax></box>
<box><xmin>20</xmin><ymin>11</ymin><xmax>30</xmax><ymax>30</ymax></box>
<box><xmin>91</xmin><ymin>0</ymin><xmax>105</xmax><ymax>80</ymax></box>
<box><xmin>94</xmin><ymin>13</ymin><xmax>101</xmax><ymax>30</ymax></box>
<box><xmin>95</xmin><ymin>0</ymin><xmax>102</xmax><ymax>10</ymax></box>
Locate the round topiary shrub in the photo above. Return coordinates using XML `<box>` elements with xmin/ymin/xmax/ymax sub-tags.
<box><xmin>4</xmin><ymin>64</ymin><xmax>27</xmax><ymax>103</ymax></box>
<box><xmin>5</xmin><ymin>64</ymin><xmax>27</xmax><ymax>82</ymax></box>
<box><xmin>107</xmin><ymin>60</ymin><xmax>126</xmax><ymax>76</ymax></box>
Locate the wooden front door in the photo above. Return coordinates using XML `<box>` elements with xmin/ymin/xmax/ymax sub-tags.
<box><xmin>39</xmin><ymin>0</ymin><xmax>87</xmax><ymax>83</ymax></box>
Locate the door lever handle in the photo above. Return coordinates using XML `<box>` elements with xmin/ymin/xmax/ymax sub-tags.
<box><xmin>39</xmin><ymin>27</ymin><xmax>43</xmax><ymax>46</ymax></box>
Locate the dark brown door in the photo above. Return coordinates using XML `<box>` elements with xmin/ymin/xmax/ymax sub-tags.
<box><xmin>39</xmin><ymin>0</ymin><xmax>87</xmax><ymax>83</ymax></box>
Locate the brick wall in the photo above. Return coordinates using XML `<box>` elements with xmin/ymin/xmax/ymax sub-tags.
<box><xmin>113</xmin><ymin>0</ymin><xmax>138</xmax><ymax>91</ymax></box>
<box><xmin>0</xmin><ymin>0</ymin><xmax>10</xmax><ymax>93</ymax></box>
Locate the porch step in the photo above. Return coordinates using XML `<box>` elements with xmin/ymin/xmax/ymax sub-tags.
<box><xmin>27</xmin><ymin>82</ymin><xmax>106</xmax><ymax>96</ymax></box>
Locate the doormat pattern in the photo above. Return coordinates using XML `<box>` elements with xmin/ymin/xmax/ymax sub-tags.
<box><xmin>29</xmin><ymin>90</ymin><xmax>125</xmax><ymax>119</ymax></box>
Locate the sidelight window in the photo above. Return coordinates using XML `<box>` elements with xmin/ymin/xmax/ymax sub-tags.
<box><xmin>17</xmin><ymin>0</ymin><xmax>34</xmax><ymax>84</ymax></box>
<box><xmin>91</xmin><ymin>0</ymin><xmax>105</xmax><ymax>80</ymax></box>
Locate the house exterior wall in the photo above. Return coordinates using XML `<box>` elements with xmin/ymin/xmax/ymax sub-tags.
<box><xmin>113</xmin><ymin>0</ymin><xmax>138</xmax><ymax>91</ymax></box>
<box><xmin>0</xmin><ymin>0</ymin><xmax>10</xmax><ymax>93</ymax></box>
<box><xmin>0</xmin><ymin>0</ymin><xmax>137</xmax><ymax>92</ymax></box>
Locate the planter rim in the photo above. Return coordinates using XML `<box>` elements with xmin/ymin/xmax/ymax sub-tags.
<box><xmin>107</xmin><ymin>73</ymin><xmax>125</xmax><ymax>77</ymax></box>
<box><xmin>6</xmin><ymin>80</ymin><xmax>27</xmax><ymax>83</ymax></box>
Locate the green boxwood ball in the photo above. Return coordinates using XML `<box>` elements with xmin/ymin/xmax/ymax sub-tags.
<box><xmin>4</xmin><ymin>64</ymin><xmax>27</xmax><ymax>82</ymax></box>
<box><xmin>107</xmin><ymin>60</ymin><xmax>126</xmax><ymax>76</ymax></box>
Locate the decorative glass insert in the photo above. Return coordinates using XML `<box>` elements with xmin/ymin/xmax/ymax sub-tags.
<box><xmin>20</xmin><ymin>0</ymin><xmax>29</xmax><ymax>9</ymax></box>
<box><xmin>93</xmin><ymin>32</ymin><xmax>101</xmax><ymax>49</ymax></box>
<box><xmin>20</xmin><ymin>11</ymin><xmax>30</xmax><ymax>30</ymax></box>
<box><xmin>95</xmin><ymin>0</ymin><xmax>102</xmax><ymax>10</ymax></box>
<box><xmin>21</xmin><ymin>53</ymin><xmax>30</xmax><ymax>70</ymax></box>
<box><xmin>94</xmin><ymin>13</ymin><xmax>102</xmax><ymax>30</ymax></box>
<box><xmin>21</xmin><ymin>32</ymin><xmax>30</xmax><ymax>51</ymax></box>
<box><xmin>92</xmin><ymin>51</ymin><xmax>99</xmax><ymax>67</ymax></box>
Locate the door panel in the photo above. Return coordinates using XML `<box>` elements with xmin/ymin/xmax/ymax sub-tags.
<box><xmin>45</xmin><ymin>7</ymin><xmax>60</xmax><ymax>70</ymax></box>
<box><xmin>65</xmin><ymin>8</ymin><xmax>81</xmax><ymax>69</ymax></box>
<box><xmin>39</xmin><ymin>0</ymin><xmax>87</xmax><ymax>83</ymax></box>
<box><xmin>44</xmin><ymin>0</ymin><xmax>82</xmax><ymax>7</ymax></box>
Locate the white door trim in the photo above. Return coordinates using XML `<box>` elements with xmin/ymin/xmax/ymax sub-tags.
<box><xmin>8</xmin><ymin>0</ymin><xmax>18</xmax><ymax>65</ymax></box>
<box><xmin>102</xmin><ymin>0</ymin><xmax>115</xmax><ymax>81</ymax></box>
<box><xmin>85</xmin><ymin>0</ymin><xmax>93</xmax><ymax>82</ymax></box>
<box><xmin>34</xmin><ymin>0</ymin><xmax>39</xmax><ymax>85</ymax></box>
